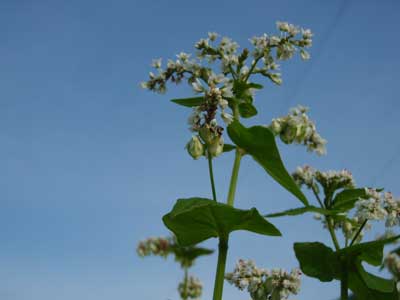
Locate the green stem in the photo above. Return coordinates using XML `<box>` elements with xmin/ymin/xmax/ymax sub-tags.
<box><xmin>182</xmin><ymin>267</ymin><xmax>189</xmax><ymax>300</ymax></box>
<box><xmin>350</xmin><ymin>219</ymin><xmax>368</xmax><ymax>246</ymax></box>
<box><xmin>212</xmin><ymin>105</ymin><xmax>241</xmax><ymax>300</ymax></box>
<box><xmin>212</xmin><ymin>239</ymin><xmax>228</xmax><ymax>300</ymax></box>
<box><xmin>341</xmin><ymin>261</ymin><xmax>349</xmax><ymax>300</ymax></box>
<box><xmin>311</xmin><ymin>186</ymin><xmax>325</xmax><ymax>209</ymax></box>
<box><xmin>227</xmin><ymin>150</ymin><xmax>242</xmax><ymax>207</ymax></box>
<box><xmin>326</xmin><ymin>216</ymin><xmax>340</xmax><ymax>251</ymax></box>
<box><xmin>207</xmin><ymin>150</ymin><xmax>217</xmax><ymax>201</ymax></box>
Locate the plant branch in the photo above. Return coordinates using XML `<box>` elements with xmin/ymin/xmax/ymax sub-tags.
<box><xmin>182</xmin><ymin>267</ymin><xmax>189</xmax><ymax>300</ymax></box>
<box><xmin>311</xmin><ymin>185</ymin><xmax>325</xmax><ymax>208</ymax></box>
<box><xmin>227</xmin><ymin>149</ymin><xmax>242</xmax><ymax>207</ymax></box>
<box><xmin>349</xmin><ymin>219</ymin><xmax>368</xmax><ymax>246</ymax></box>
<box><xmin>207</xmin><ymin>150</ymin><xmax>217</xmax><ymax>201</ymax></box>
<box><xmin>326</xmin><ymin>216</ymin><xmax>340</xmax><ymax>251</ymax></box>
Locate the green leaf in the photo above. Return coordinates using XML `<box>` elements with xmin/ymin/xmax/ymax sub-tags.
<box><xmin>348</xmin><ymin>261</ymin><xmax>397</xmax><ymax>300</ymax></box>
<box><xmin>247</xmin><ymin>83</ymin><xmax>264</xmax><ymax>89</ymax></box>
<box><xmin>171</xmin><ymin>96</ymin><xmax>205</xmax><ymax>107</ymax></box>
<box><xmin>295</xmin><ymin>240</ymin><xmax>399</xmax><ymax>300</ymax></box>
<box><xmin>265</xmin><ymin>205</ymin><xmax>338</xmax><ymax>218</ymax></box>
<box><xmin>338</xmin><ymin>235</ymin><xmax>400</xmax><ymax>266</ymax></box>
<box><xmin>163</xmin><ymin>198</ymin><xmax>281</xmax><ymax>246</ymax></box>
<box><xmin>227</xmin><ymin>120</ymin><xmax>308</xmax><ymax>205</ymax></box>
<box><xmin>331</xmin><ymin>188</ymin><xmax>367</xmax><ymax>211</ymax></box>
<box><xmin>238</xmin><ymin>102</ymin><xmax>258</xmax><ymax>118</ymax></box>
<box><xmin>173</xmin><ymin>246</ymin><xmax>214</xmax><ymax>261</ymax></box>
<box><xmin>294</xmin><ymin>242</ymin><xmax>340</xmax><ymax>282</ymax></box>
<box><xmin>223</xmin><ymin>143</ymin><xmax>236</xmax><ymax>153</ymax></box>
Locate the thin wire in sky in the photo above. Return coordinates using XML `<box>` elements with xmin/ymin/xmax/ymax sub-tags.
<box><xmin>280</xmin><ymin>0</ymin><xmax>351</xmax><ymax>113</ymax></box>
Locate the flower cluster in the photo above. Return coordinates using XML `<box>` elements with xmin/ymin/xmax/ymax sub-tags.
<box><xmin>136</xmin><ymin>236</ymin><xmax>173</xmax><ymax>258</ymax></box>
<box><xmin>225</xmin><ymin>259</ymin><xmax>301</xmax><ymax>300</ymax></box>
<box><xmin>383</xmin><ymin>192</ymin><xmax>400</xmax><ymax>227</ymax></box>
<box><xmin>355</xmin><ymin>190</ymin><xmax>400</xmax><ymax>226</ymax></box>
<box><xmin>178</xmin><ymin>276</ymin><xmax>203</xmax><ymax>300</ymax></box>
<box><xmin>292</xmin><ymin>165</ymin><xmax>354</xmax><ymax>193</ymax></box>
<box><xmin>314</xmin><ymin>169</ymin><xmax>355</xmax><ymax>194</ymax></box>
<box><xmin>269</xmin><ymin>106</ymin><xmax>327</xmax><ymax>155</ymax></box>
<box><xmin>355</xmin><ymin>188</ymin><xmax>388</xmax><ymax>222</ymax></box>
<box><xmin>292</xmin><ymin>165</ymin><xmax>316</xmax><ymax>190</ymax></box>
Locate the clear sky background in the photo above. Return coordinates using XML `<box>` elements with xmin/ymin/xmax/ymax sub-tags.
<box><xmin>1</xmin><ymin>0</ymin><xmax>400</xmax><ymax>299</ymax></box>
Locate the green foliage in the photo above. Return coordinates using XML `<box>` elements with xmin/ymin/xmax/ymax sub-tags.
<box><xmin>238</xmin><ymin>102</ymin><xmax>258</xmax><ymax>118</ymax></box>
<box><xmin>171</xmin><ymin>96</ymin><xmax>205</xmax><ymax>107</ymax></box>
<box><xmin>331</xmin><ymin>188</ymin><xmax>368</xmax><ymax>211</ymax></box>
<box><xmin>163</xmin><ymin>198</ymin><xmax>281</xmax><ymax>246</ymax></box>
<box><xmin>294</xmin><ymin>237</ymin><xmax>400</xmax><ymax>300</ymax></box>
<box><xmin>222</xmin><ymin>143</ymin><xmax>236</xmax><ymax>153</ymax></box>
<box><xmin>265</xmin><ymin>205</ymin><xmax>337</xmax><ymax>218</ymax></box>
<box><xmin>227</xmin><ymin>120</ymin><xmax>308</xmax><ymax>205</ymax></box>
<box><xmin>171</xmin><ymin>245</ymin><xmax>214</xmax><ymax>268</ymax></box>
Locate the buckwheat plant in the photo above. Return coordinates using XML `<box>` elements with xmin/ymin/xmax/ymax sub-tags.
<box><xmin>267</xmin><ymin>166</ymin><xmax>400</xmax><ymax>299</ymax></box>
<box><xmin>139</xmin><ymin>21</ymin><xmax>399</xmax><ymax>300</ymax></box>
<box><xmin>137</xmin><ymin>236</ymin><xmax>213</xmax><ymax>300</ymax></box>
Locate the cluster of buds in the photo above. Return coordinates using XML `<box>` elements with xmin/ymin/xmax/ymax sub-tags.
<box><xmin>292</xmin><ymin>165</ymin><xmax>354</xmax><ymax>194</ymax></box>
<box><xmin>269</xmin><ymin>106</ymin><xmax>327</xmax><ymax>156</ymax></box>
<box><xmin>136</xmin><ymin>236</ymin><xmax>173</xmax><ymax>258</ymax></box>
<box><xmin>314</xmin><ymin>169</ymin><xmax>355</xmax><ymax>194</ymax></box>
<box><xmin>225</xmin><ymin>259</ymin><xmax>301</xmax><ymax>300</ymax></box>
<box><xmin>178</xmin><ymin>276</ymin><xmax>203</xmax><ymax>300</ymax></box>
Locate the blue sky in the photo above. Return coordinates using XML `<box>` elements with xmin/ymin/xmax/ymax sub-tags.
<box><xmin>1</xmin><ymin>0</ymin><xmax>400</xmax><ymax>299</ymax></box>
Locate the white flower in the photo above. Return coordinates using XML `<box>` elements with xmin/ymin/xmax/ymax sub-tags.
<box><xmin>151</xmin><ymin>58</ymin><xmax>162</xmax><ymax>69</ymax></box>
<box><xmin>221</xmin><ymin>112</ymin><xmax>233</xmax><ymax>125</ymax></box>
<box><xmin>300</xmin><ymin>49</ymin><xmax>310</xmax><ymax>60</ymax></box>
<box><xmin>208</xmin><ymin>32</ymin><xmax>219</xmax><ymax>41</ymax></box>
<box><xmin>355</xmin><ymin>189</ymin><xmax>387</xmax><ymax>222</ymax></box>
<box><xmin>191</xmin><ymin>79</ymin><xmax>205</xmax><ymax>93</ymax></box>
<box><xmin>302</xmin><ymin>28</ymin><xmax>313</xmax><ymax>40</ymax></box>
<box><xmin>177</xmin><ymin>52</ymin><xmax>191</xmax><ymax>62</ymax></box>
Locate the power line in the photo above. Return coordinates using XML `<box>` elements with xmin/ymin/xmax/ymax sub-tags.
<box><xmin>280</xmin><ymin>0</ymin><xmax>351</xmax><ymax>113</ymax></box>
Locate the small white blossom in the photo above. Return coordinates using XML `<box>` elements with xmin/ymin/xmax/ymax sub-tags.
<box><xmin>191</xmin><ymin>79</ymin><xmax>205</xmax><ymax>93</ymax></box>
<box><xmin>151</xmin><ymin>58</ymin><xmax>162</xmax><ymax>69</ymax></box>
<box><xmin>221</xmin><ymin>112</ymin><xmax>234</xmax><ymax>125</ymax></box>
<box><xmin>208</xmin><ymin>32</ymin><xmax>218</xmax><ymax>41</ymax></box>
<box><xmin>355</xmin><ymin>188</ymin><xmax>387</xmax><ymax>222</ymax></box>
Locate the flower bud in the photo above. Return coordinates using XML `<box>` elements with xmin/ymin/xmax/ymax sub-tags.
<box><xmin>269</xmin><ymin>119</ymin><xmax>282</xmax><ymax>134</ymax></box>
<box><xmin>208</xmin><ymin>136</ymin><xmax>224</xmax><ymax>157</ymax></box>
<box><xmin>199</xmin><ymin>125</ymin><xmax>214</xmax><ymax>144</ymax></box>
<box><xmin>280</xmin><ymin>126</ymin><xmax>296</xmax><ymax>144</ymax></box>
<box><xmin>186</xmin><ymin>136</ymin><xmax>204</xmax><ymax>159</ymax></box>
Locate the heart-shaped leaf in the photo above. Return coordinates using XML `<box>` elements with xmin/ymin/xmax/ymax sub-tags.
<box><xmin>163</xmin><ymin>198</ymin><xmax>281</xmax><ymax>246</ymax></box>
<box><xmin>171</xmin><ymin>96</ymin><xmax>205</xmax><ymax>107</ymax></box>
<box><xmin>227</xmin><ymin>120</ymin><xmax>308</xmax><ymax>205</ymax></box>
<box><xmin>294</xmin><ymin>239</ymin><xmax>399</xmax><ymax>300</ymax></box>
<box><xmin>294</xmin><ymin>242</ymin><xmax>340</xmax><ymax>282</ymax></box>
